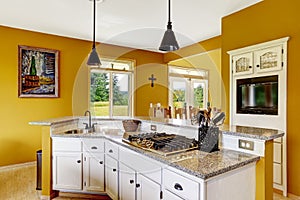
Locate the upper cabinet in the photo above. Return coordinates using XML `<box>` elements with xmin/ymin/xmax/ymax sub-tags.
<box><xmin>232</xmin><ymin>52</ymin><xmax>253</xmax><ymax>75</ymax></box>
<box><xmin>254</xmin><ymin>45</ymin><xmax>283</xmax><ymax>73</ymax></box>
<box><xmin>230</xmin><ymin>37</ymin><xmax>289</xmax><ymax>76</ymax></box>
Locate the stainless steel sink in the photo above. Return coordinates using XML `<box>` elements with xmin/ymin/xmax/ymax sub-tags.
<box><xmin>64</xmin><ymin>128</ymin><xmax>94</xmax><ymax>134</ymax></box>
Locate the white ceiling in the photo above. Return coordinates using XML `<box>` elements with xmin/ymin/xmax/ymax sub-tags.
<box><xmin>0</xmin><ymin>0</ymin><xmax>262</xmax><ymax>52</ymax></box>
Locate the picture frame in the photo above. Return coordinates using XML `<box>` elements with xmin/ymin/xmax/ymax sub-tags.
<box><xmin>18</xmin><ymin>45</ymin><xmax>59</xmax><ymax>98</ymax></box>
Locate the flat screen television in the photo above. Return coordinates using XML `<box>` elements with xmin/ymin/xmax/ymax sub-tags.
<box><xmin>236</xmin><ymin>75</ymin><xmax>278</xmax><ymax>115</ymax></box>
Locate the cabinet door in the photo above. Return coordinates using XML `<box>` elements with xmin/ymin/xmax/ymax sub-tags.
<box><xmin>53</xmin><ymin>152</ymin><xmax>82</xmax><ymax>190</ymax></box>
<box><xmin>136</xmin><ymin>174</ymin><xmax>161</xmax><ymax>200</ymax></box>
<box><xmin>232</xmin><ymin>52</ymin><xmax>253</xmax><ymax>76</ymax></box>
<box><xmin>254</xmin><ymin>45</ymin><xmax>283</xmax><ymax>73</ymax></box>
<box><xmin>105</xmin><ymin>155</ymin><xmax>119</xmax><ymax>200</ymax></box>
<box><xmin>119</xmin><ymin>162</ymin><xmax>136</xmax><ymax>200</ymax></box>
<box><xmin>83</xmin><ymin>152</ymin><xmax>105</xmax><ymax>192</ymax></box>
<box><xmin>163</xmin><ymin>189</ymin><xmax>184</xmax><ymax>200</ymax></box>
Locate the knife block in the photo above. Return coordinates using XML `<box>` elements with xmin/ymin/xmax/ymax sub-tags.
<box><xmin>198</xmin><ymin>126</ymin><xmax>219</xmax><ymax>153</ymax></box>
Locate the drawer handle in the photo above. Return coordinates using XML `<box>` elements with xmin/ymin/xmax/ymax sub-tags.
<box><xmin>136</xmin><ymin>183</ymin><xmax>140</xmax><ymax>188</ymax></box>
<box><xmin>109</xmin><ymin>149</ymin><xmax>113</xmax><ymax>153</ymax></box>
<box><xmin>174</xmin><ymin>183</ymin><xmax>183</xmax><ymax>191</ymax></box>
<box><xmin>77</xmin><ymin>160</ymin><xmax>81</xmax><ymax>164</ymax></box>
<box><xmin>99</xmin><ymin>161</ymin><xmax>103</xmax><ymax>165</ymax></box>
<box><xmin>130</xmin><ymin>180</ymin><xmax>134</xmax><ymax>184</ymax></box>
<box><xmin>113</xmin><ymin>168</ymin><xmax>117</xmax><ymax>172</ymax></box>
<box><xmin>91</xmin><ymin>146</ymin><xmax>98</xmax><ymax>150</ymax></box>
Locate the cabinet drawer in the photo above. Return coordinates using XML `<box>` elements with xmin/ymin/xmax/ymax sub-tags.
<box><xmin>273</xmin><ymin>163</ymin><xmax>282</xmax><ymax>184</ymax></box>
<box><xmin>273</xmin><ymin>143</ymin><xmax>282</xmax><ymax>163</ymax></box>
<box><xmin>163</xmin><ymin>169</ymin><xmax>199</xmax><ymax>200</ymax></box>
<box><xmin>106</xmin><ymin>140</ymin><xmax>119</xmax><ymax>159</ymax></box>
<box><xmin>52</xmin><ymin>137</ymin><xmax>81</xmax><ymax>152</ymax></box>
<box><xmin>82</xmin><ymin>138</ymin><xmax>104</xmax><ymax>153</ymax></box>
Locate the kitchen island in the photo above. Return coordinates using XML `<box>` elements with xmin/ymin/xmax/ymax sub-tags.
<box><xmin>30</xmin><ymin>116</ymin><xmax>284</xmax><ymax>200</ymax></box>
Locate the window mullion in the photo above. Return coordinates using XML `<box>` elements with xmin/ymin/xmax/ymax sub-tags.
<box><xmin>109</xmin><ymin>72</ymin><xmax>113</xmax><ymax>118</ymax></box>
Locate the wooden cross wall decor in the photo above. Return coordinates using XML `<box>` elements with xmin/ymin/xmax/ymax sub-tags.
<box><xmin>148</xmin><ymin>74</ymin><xmax>157</xmax><ymax>87</ymax></box>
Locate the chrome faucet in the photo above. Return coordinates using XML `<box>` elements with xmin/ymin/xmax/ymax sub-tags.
<box><xmin>83</xmin><ymin>110</ymin><xmax>96</xmax><ymax>131</ymax></box>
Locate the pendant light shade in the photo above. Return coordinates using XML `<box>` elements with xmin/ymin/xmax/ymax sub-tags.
<box><xmin>87</xmin><ymin>0</ymin><xmax>101</xmax><ymax>66</ymax></box>
<box><xmin>87</xmin><ymin>47</ymin><xmax>101</xmax><ymax>66</ymax></box>
<box><xmin>159</xmin><ymin>0</ymin><xmax>179</xmax><ymax>52</ymax></box>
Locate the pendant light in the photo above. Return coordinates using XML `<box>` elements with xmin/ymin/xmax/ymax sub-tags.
<box><xmin>159</xmin><ymin>0</ymin><xmax>179</xmax><ymax>52</ymax></box>
<box><xmin>87</xmin><ymin>0</ymin><xmax>101</xmax><ymax>66</ymax></box>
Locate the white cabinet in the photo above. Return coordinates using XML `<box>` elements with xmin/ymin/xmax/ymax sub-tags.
<box><xmin>53</xmin><ymin>152</ymin><xmax>82</xmax><ymax>190</ymax></box>
<box><xmin>254</xmin><ymin>45</ymin><xmax>283</xmax><ymax>73</ymax></box>
<box><xmin>83</xmin><ymin>152</ymin><xmax>105</xmax><ymax>192</ymax></box>
<box><xmin>105</xmin><ymin>155</ymin><xmax>118</xmax><ymax>200</ymax></box>
<box><xmin>228</xmin><ymin>37</ymin><xmax>289</xmax><ymax>196</ymax></box>
<box><xmin>82</xmin><ymin>138</ymin><xmax>105</xmax><ymax>192</ymax></box>
<box><xmin>232</xmin><ymin>52</ymin><xmax>254</xmax><ymax>75</ymax></box>
<box><xmin>52</xmin><ymin>138</ymin><xmax>82</xmax><ymax>191</ymax></box>
<box><xmin>119</xmin><ymin>162</ymin><xmax>136</xmax><ymax>200</ymax></box>
<box><xmin>119</xmin><ymin>146</ymin><xmax>162</xmax><ymax>200</ymax></box>
<box><xmin>136</xmin><ymin>174</ymin><xmax>161</xmax><ymax>200</ymax></box>
<box><xmin>52</xmin><ymin>137</ymin><xmax>105</xmax><ymax>193</ymax></box>
<box><xmin>105</xmin><ymin>141</ymin><xmax>119</xmax><ymax>200</ymax></box>
<box><xmin>231</xmin><ymin>44</ymin><xmax>285</xmax><ymax>76</ymax></box>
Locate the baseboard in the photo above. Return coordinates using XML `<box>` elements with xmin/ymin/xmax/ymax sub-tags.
<box><xmin>273</xmin><ymin>188</ymin><xmax>283</xmax><ymax>195</ymax></box>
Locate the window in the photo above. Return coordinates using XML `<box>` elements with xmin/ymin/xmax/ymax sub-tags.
<box><xmin>89</xmin><ymin>59</ymin><xmax>134</xmax><ymax>117</ymax></box>
<box><xmin>169</xmin><ymin>66</ymin><xmax>208</xmax><ymax>111</ymax></box>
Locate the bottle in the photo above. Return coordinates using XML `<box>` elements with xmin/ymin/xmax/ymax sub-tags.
<box><xmin>30</xmin><ymin>56</ymin><xmax>37</xmax><ymax>76</ymax></box>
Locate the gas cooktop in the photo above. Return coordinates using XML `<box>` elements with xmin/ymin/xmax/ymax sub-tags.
<box><xmin>122</xmin><ymin>132</ymin><xmax>198</xmax><ymax>156</ymax></box>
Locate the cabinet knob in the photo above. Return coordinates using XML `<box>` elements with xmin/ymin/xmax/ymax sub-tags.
<box><xmin>77</xmin><ymin>160</ymin><xmax>81</xmax><ymax>164</ymax></box>
<box><xmin>109</xmin><ymin>149</ymin><xmax>113</xmax><ymax>153</ymax></box>
<box><xmin>99</xmin><ymin>161</ymin><xmax>103</xmax><ymax>164</ymax></box>
<box><xmin>249</xmin><ymin>66</ymin><xmax>252</xmax><ymax>69</ymax></box>
<box><xmin>113</xmin><ymin>168</ymin><xmax>117</xmax><ymax>172</ymax></box>
<box><xmin>174</xmin><ymin>183</ymin><xmax>183</xmax><ymax>191</ymax></box>
<box><xmin>129</xmin><ymin>180</ymin><xmax>134</xmax><ymax>184</ymax></box>
<box><xmin>256</xmin><ymin>64</ymin><xmax>260</xmax><ymax>68</ymax></box>
<box><xmin>91</xmin><ymin>146</ymin><xmax>98</xmax><ymax>150</ymax></box>
<box><xmin>136</xmin><ymin>183</ymin><xmax>140</xmax><ymax>188</ymax></box>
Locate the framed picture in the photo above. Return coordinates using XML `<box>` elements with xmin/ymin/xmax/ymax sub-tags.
<box><xmin>18</xmin><ymin>45</ymin><xmax>59</xmax><ymax>97</ymax></box>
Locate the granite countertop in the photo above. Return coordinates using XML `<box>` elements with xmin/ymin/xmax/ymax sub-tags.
<box><xmin>221</xmin><ymin>124</ymin><xmax>285</xmax><ymax>141</ymax></box>
<box><xmin>52</xmin><ymin>132</ymin><xmax>260</xmax><ymax>180</ymax></box>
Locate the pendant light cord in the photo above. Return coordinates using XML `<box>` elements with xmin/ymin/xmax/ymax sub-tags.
<box><xmin>167</xmin><ymin>0</ymin><xmax>172</xmax><ymax>29</ymax></box>
<box><xmin>93</xmin><ymin>0</ymin><xmax>96</xmax><ymax>48</ymax></box>
<box><xmin>168</xmin><ymin>0</ymin><xmax>171</xmax><ymax>23</ymax></box>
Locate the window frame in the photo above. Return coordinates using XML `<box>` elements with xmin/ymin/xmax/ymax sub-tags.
<box><xmin>88</xmin><ymin>58</ymin><xmax>135</xmax><ymax>118</ymax></box>
<box><xmin>168</xmin><ymin>65</ymin><xmax>209</xmax><ymax>110</ymax></box>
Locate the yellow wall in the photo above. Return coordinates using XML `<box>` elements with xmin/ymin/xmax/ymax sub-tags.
<box><xmin>0</xmin><ymin>26</ymin><xmax>165</xmax><ymax>166</ymax></box>
<box><xmin>0</xmin><ymin>26</ymin><xmax>91</xmax><ymax>166</ymax></box>
<box><xmin>221</xmin><ymin>0</ymin><xmax>300</xmax><ymax>195</ymax></box>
